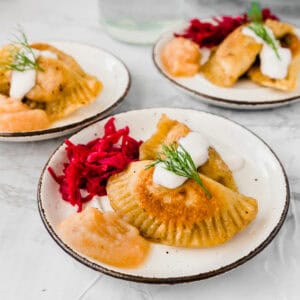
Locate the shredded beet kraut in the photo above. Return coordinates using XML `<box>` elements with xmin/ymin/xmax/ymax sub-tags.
<box><xmin>48</xmin><ymin>118</ymin><xmax>142</xmax><ymax>212</ymax></box>
<box><xmin>175</xmin><ymin>8</ymin><xmax>279</xmax><ymax>48</ymax></box>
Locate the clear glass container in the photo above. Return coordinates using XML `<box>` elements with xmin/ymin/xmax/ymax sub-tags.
<box><xmin>98</xmin><ymin>0</ymin><xmax>184</xmax><ymax>45</ymax></box>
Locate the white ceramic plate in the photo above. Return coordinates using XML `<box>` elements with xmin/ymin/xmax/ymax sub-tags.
<box><xmin>153</xmin><ymin>24</ymin><xmax>300</xmax><ymax>109</ymax></box>
<box><xmin>0</xmin><ymin>41</ymin><xmax>130</xmax><ymax>142</ymax></box>
<box><xmin>38</xmin><ymin>108</ymin><xmax>289</xmax><ymax>283</ymax></box>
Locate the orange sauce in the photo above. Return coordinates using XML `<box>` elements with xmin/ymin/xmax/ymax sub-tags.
<box><xmin>0</xmin><ymin>95</ymin><xmax>50</xmax><ymax>132</ymax></box>
<box><xmin>58</xmin><ymin>207</ymin><xmax>150</xmax><ymax>268</ymax></box>
<box><xmin>161</xmin><ymin>37</ymin><xmax>201</xmax><ymax>76</ymax></box>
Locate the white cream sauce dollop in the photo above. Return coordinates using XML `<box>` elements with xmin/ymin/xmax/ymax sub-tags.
<box><xmin>9</xmin><ymin>68</ymin><xmax>36</xmax><ymax>99</ymax></box>
<box><xmin>260</xmin><ymin>45</ymin><xmax>291</xmax><ymax>79</ymax></box>
<box><xmin>153</xmin><ymin>163</ymin><xmax>186</xmax><ymax>189</ymax></box>
<box><xmin>39</xmin><ymin>50</ymin><xmax>58</xmax><ymax>59</ymax></box>
<box><xmin>9</xmin><ymin>48</ymin><xmax>57</xmax><ymax>100</ymax></box>
<box><xmin>153</xmin><ymin>131</ymin><xmax>210</xmax><ymax>189</ymax></box>
<box><xmin>179</xmin><ymin>131</ymin><xmax>210</xmax><ymax>166</ymax></box>
<box><xmin>9</xmin><ymin>48</ymin><xmax>36</xmax><ymax>99</ymax></box>
<box><xmin>242</xmin><ymin>26</ymin><xmax>291</xmax><ymax>79</ymax></box>
<box><xmin>199</xmin><ymin>48</ymin><xmax>211</xmax><ymax>65</ymax></box>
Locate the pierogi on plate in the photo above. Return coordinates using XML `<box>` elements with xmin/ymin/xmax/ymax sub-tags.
<box><xmin>0</xmin><ymin>34</ymin><xmax>102</xmax><ymax>132</ymax></box>
<box><xmin>107</xmin><ymin>115</ymin><xmax>258</xmax><ymax>248</ymax></box>
<box><xmin>51</xmin><ymin>114</ymin><xmax>258</xmax><ymax>268</ymax></box>
<box><xmin>161</xmin><ymin>4</ymin><xmax>300</xmax><ymax>91</ymax></box>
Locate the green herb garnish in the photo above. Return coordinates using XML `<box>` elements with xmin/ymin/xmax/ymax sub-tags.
<box><xmin>247</xmin><ymin>2</ymin><xmax>263</xmax><ymax>23</ymax></box>
<box><xmin>1</xmin><ymin>29</ymin><xmax>44</xmax><ymax>72</ymax></box>
<box><xmin>248</xmin><ymin>22</ymin><xmax>280</xmax><ymax>59</ymax></box>
<box><xmin>246</xmin><ymin>2</ymin><xmax>280</xmax><ymax>59</ymax></box>
<box><xmin>145</xmin><ymin>143</ymin><xmax>212</xmax><ymax>199</ymax></box>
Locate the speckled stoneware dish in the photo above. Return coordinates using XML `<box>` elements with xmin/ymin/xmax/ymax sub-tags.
<box><xmin>38</xmin><ymin>108</ymin><xmax>289</xmax><ymax>283</ymax></box>
<box><xmin>153</xmin><ymin>24</ymin><xmax>300</xmax><ymax>109</ymax></box>
<box><xmin>0</xmin><ymin>41</ymin><xmax>130</xmax><ymax>142</ymax></box>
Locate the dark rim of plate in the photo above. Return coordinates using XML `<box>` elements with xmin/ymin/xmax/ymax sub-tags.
<box><xmin>152</xmin><ymin>31</ymin><xmax>300</xmax><ymax>107</ymax></box>
<box><xmin>37</xmin><ymin>108</ymin><xmax>290</xmax><ymax>284</ymax></box>
<box><xmin>0</xmin><ymin>42</ymin><xmax>131</xmax><ymax>138</ymax></box>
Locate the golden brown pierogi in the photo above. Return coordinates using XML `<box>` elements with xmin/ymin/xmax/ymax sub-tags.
<box><xmin>27</xmin><ymin>43</ymin><xmax>102</xmax><ymax>120</ymax></box>
<box><xmin>248</xmin><ymin>33</ymin><xmax>300</xmax><ymax>91</ymax></box>
<box><xmin>0</xmin><ymin>43</ymin><xmax>102</xmax><ymax>124</ymax></box>
<box><xmin>139</xmin><ymin>114</ymin><xmax>238</xmax><ymax>191</ymax></box>
<box><xmin>201</xmin><ymin>26</ymin><xmax>262</xmax><ymax>87</ymax></box>
<box><xmin>107</xmin><ymin>161</ymin><xmax>258</xmax><ymax>247</ymax></box>
<box><xmin>265</xmin><ymin>19</ymin><xmax>295</xmax><ymax>39</ymax></box>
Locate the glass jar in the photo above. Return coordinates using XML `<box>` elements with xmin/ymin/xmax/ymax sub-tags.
<box><xmin>98</xmin><ymin>0</ymin><xmax>184</xmax><ymax>45</ymax></box>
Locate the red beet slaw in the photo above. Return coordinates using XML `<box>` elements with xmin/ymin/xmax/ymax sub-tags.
<box><xmin>48</xmin><ymin>118</ymin><xmax>142</xmax><ymax>212</ymax></box>
<box><xmin>175</xmin><ymin>8</ymin><xmax>278</xmax><ymax>48</ymax></box>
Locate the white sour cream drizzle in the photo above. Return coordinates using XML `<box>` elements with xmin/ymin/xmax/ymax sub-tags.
<box><xmin>9</xmin><ymin>48</ymin><xmax>57</xmax><ymax>100</ymax></box>
<box><xmin>242</xmin><ymin>26</ymin><xmax>291</xmax><ymax>79</ymax></box>
<box><xmin>39</xmin><ymin>50</ymin><xmax>57</xmax><ymax>59</ymax></box>
<box><xmin>179</xmin><ymin>131</ymin><xmax>210</xmax><ymax>166</ymax></box>
<box><xmin>200</xmin><ymin>48</ymin><xmax>211</xmax><ymax>65</ymax></box>
<box><xmin>9</xmin><ymin>69</ymin><xmax>36</xmax><ymax>99</ymax></box>
<box><xmin>153</xmin><ymin>163</ymin><xmax>186</xmax><ymax>189</ymax></box>
<box><xmin>153</xmin><ymin>131</ymin><xmax>210</xmax><ymax>189</ymax></box>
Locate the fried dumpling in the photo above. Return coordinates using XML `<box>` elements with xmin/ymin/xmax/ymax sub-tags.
<box><xmin>0</xmin><ymin>43</ymin><xmax>102</xmax><ymax>120</ymax></box>
<box><xmin>265</xmin><ymin>19</ymin><xmax>295</xmax><ymax>39</ymax></box>
<box><xmin>28</xmin><ymin>43</ymin><xmax>102</xmax><ymax>120</ymax></box>
<box><xmin>58</xmin><ymin>207</ymin><xmax>150</xmax><ymax>268</ymax></box>
<box><xmin>107</xmin><ymin>161</ymin><xmax>258</xmax><ymax>247</ymax></box>
<box><xmin>139</xmin><ymin>114</ymin><xmax>238</xmax><ymax>191</ymax></box>
<box><xmin>201</xmin><ymin>26</ymin><xmax>262</xmax><ymax>87</ymax></box>
<box><xmin>248</xmin><ymin>34</ymin><xmax>300</xmax><ymax>91</ymax></box>
<box><xmin>140</xmin><ymin>113</ymin><xmax>190</xmax><ymax>159</ymax></box>
<box><xmin>0</xmin><ymin>46</ymin><xmax>12</xmax><ymax>95</ymax></box>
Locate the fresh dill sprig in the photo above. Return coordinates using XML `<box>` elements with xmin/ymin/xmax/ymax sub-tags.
<box><xmin>246</xmin><ymin>2</ymin><xmax>280</xmax><ymax>60</ymax></box>
<box><xmin>1</xmin><ymin>29</ymin><xmax>44</xmax><ymax>72</ymax></box>
<box><xmin>247</xmin><ymin>2</ymin><xmax>263</xmax><ymax>23</ymax></box>
<box><xmin>145</xmin><ymin>143</ymin><xmax>212</xmax><ymax>199</ymax></box>
<box><xmin>248</xmin><ymin>22</ymin><xmax>280</xmax><ymax>59</ymax></box>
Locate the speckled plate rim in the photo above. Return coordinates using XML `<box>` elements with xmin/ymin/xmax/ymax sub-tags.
<box><xmin>0</xmin><ymin>41</ymin><xmax>131</xmax><ymax>140</ymax></box>
<box><xmin>152</xmin><ymin>27</ymin><xmax>300</xmax><ymax>109</ymax></box>
<box><xmin>37</xmin><ymin>108</ymin><xmax>290</xmax><ymax>284</ymax></box>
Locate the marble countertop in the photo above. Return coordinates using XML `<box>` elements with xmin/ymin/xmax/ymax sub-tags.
<box><xmin>0</xmin><ymin>0</ymin><xmax>299</xmax><ymax>299</ymax></box>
